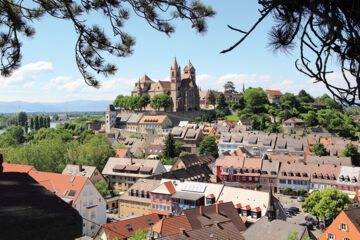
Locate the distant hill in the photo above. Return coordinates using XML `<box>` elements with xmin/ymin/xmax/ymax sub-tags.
<box><xmin>0</xmin><ymin>100</ymin><xmax>112</xmax><ymax>113</ymax></box>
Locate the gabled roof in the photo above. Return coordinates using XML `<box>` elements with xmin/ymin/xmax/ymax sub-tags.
<box><xmin>283</xmin><ymin>118</ymin><xmax>305</xmax><ymax>124</ymax></box>
<box><xmin>152</xmin><ymin>181</ymin><xmax>176</xmax><ymax>195</ymax></box>
<box><xmin>139</xmin><ymin>115</ymin><xmax>168</xmax><ymax>124</ymax></box>
<box><xmin>158</xmin><ymin>221</ymin><xmax>244</xmax><ymax>240</ymax></box>
<box><xmin>62</xmin><ymin>164</ymin><xmax>97</xmax><ymax>179</ymax></box>
<box><xmin>2</xmin><ymin>162</ymin><xmax>36</xmax><ymax>173</ymax></box>
<box><xmin>266</xmin><ymin>90</ymin><xmax>283</xmax><ymax>95</ymax></box>
<box><xmin>153</xmin><ymin>215</ymin><xmax>192</xmax><ymax>237</ymax></box>
<box><xmin>95</xmin><ymin>213</ymin><xmax>160</xmax><ymax>240</ymax></box>
<box><xmin>183</xmin><ymin>202</ymin><xmax>246</xmax><ymax>232</ymax></box>
<box><xmin>29</xmin><ymin>171</ymin><xmax>88</xmax><ymax>206</ymax></box>
<box><xmin>343</xmin><ymin>207</ymin><xmax>360</xmax><ymax>232</ymax></box>
<box><xmin>140</xmin><ymin>74</ymin><xmax>154</xmax><ymax>83</ymax></box>
<box><xmin>115</xmin><ymin>148</ymin><xmax>130</xmax><ymax>158</ymax></box>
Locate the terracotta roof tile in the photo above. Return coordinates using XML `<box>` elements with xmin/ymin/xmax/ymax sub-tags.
<box><xmin>164</xmin><ymin>181</ymin><xmax>176</xmax><ymax>195</ymax></box>
<box><xmin>153</xmin><ymin>215</ymin><xmax>192</xmax><ymax>237</ymax></box>
<box><xmin>139</xmin><ymin>115</ymin><xmax>168</xmax><ymax>124</ymax></box>
<box><xmin>2</xmin><ymin>162</ymin><xmax>35</xmax><ymax>173</ymax></box>
<box><xmin>29</xmin><ymin>171</ymin><xmax>88</xmax><ymax>206</ymax></box>
<box><xmin>95</xmin><ymin>213</ymin><xmax>160</xmax><ymax>239</ymax></box>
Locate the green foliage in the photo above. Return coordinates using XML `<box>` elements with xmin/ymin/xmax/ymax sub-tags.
<box><xmin>68</xmin><ymin>135</ymin><xmax>115</xmax><ymax>171</ymax></box>
<box><xmin>216</xmin><ymin>93</ymin><xmax>227</xmax><ymax>110</ymax></box>
<box><xmin>174</xmin><ymin>140</ymin><xmax>184</xmax><ymax>157</ymax></box>
<box><xmin>301</xmin><ymin>188</ymin><xmax>351</xmax><ymax>220</ymax></box>
<box><xmin>283</xmin><ymin>188</ymin><xmax>293</xmax><ymax>195</ymax></box>
<box><xmin>225</xmin><ymin>115</ymin><xmax>239</xmax><ymax>121</ymax></box>
<box><xmin>254</xmin><ymin>183</ymin><xmax>261</xmax><ymax>189</ymax></box>
<box><xmin>297</xmin><ymin>189</ymin><xmax>307</xmax><ymax>196</ymax></box>
<box><xmin>33</xmin><ymin>128</ymin><xmax>73</xmax><ymax>143</ymax></box>
<box><xmin>18</xmin><ymin>112</ymin><xmax>27</xmax><ymax>127</ymax></box>
<box><xmin>129</xmin><ymin>228</ymin><xmax>148</xmax><ymax>240</ymax></box>
<box><xmin>150</xmin><ymin>94</ymin><xmax>172</xmax><ymax>111</ymax></box>
<box><xmin>281</xmin><ymin>93</ymin><xmax>300</xmax><ymax>109</ymax></box>
<box><xmin>129</xmin><ymin>135</ymin><xmax>144</xmax><ymax>139</ymax></box>
<box><xmin>224</xmin><ymin>81</ymin><xmax>237</xmax><ymax>93</ymax></box>
<box><xmin>164</xmin><ymin>133</ymin><xmax>175</xmax><ymax>158</ymax></box>
<box><xmin>303</xmin><ymin>110</ymin><xmax>318</xmax><ymax>127</ymax></box>
<box><xmin>287</xmin><ymin>231</ymin><xmax>311</xmax><ymax>240</ymax></box>
<box><xmin>95</xmin><ymin>180</ymin><xmax>110</xmax><ymax>196</ymax></box>
<box><xmin>199</xmin><ymin>136</ymin><xmax>218</xmax><ymax>158</ymax></box>
<box><xmin>311</xmin><ymin>143</ymin><xmax>329</xmax><ymax>156</ymax></box>
<box><xmin>342</xmin><ymin>143</ymin><xmax>360</xmax><ymax>166</ymax></box>
<box><xmin>240</xmin><ymin>88</ymin><xmax>269</xmax><ymax>115</ymax></box>
<box><xmin>297</xmin><ymin>90</ymin><xmax>314</xmax><ymax>103</ymax></box>
<box><xmin>208</xmin><ymin>90</ymin><xmax>217</xmax><ymax>107</ymax></box>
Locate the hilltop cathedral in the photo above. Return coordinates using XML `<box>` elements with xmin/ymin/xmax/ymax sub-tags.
<box><xmin>131</xmin><ymin>58</ymin><xmax>200</xmax><ymax>112</ymax></box>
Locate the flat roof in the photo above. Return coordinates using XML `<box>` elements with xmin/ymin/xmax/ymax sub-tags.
<box><xmin>171</xmin><ymin>191</ymin><xmax>204</xmax><ymax>201</ymax></box>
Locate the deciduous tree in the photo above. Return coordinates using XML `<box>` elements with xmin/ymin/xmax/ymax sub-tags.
<box><xmin>311</xmin><ymin>143</ymin><xmax>329</xmax><ymax>156</ymax></box>
<box><xmin>199</xmin><ymin>136</ymin><xmax>218</xmax><ymax>158</ymax></box>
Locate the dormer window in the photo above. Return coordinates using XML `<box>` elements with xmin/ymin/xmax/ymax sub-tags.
<box><xmin>312</xmin><ymin>173</ymin><xmax>317</xmax><ymax>179</ymax></box>
<box><xmin>296</xmin><ymin>172</ymin><xmax>301</xmax><ymax>177</ymax></box>
<box><xmin>289</xmin><ymin>172</ymin><xmax>294</xmax><ymax>176</ymax></box>
<box><xmin>339</xmin><ymin>175</ymin><xmax>344</xmax><ymax>182</ymax></box>
<box><xmin>331</xmin><ymin>176</ymin><xmax>336</xmax><ymax>180</ymax></box>
<box><xmin>271</xmin><ymin>171</ymin><xmax>277</xmax><ymax>175</ymax></box>
<box><xmin>352</xmin><ymin>177</ymin><xmax>357</xmax><ymax>183</ymax></box>
<box><xmin>345</xmin><ymin>176</ymin><xmax>350</xmax><ymax>182</ymax></box>
<box><xmin>303</xmin><ymin>173</ymin><xmax>308</xmax><ymax>177</ymax></box>
<box><xmin>282</xmin><ymin>172</ymin><xmax>287</xmax><ymax>176</ymax></box>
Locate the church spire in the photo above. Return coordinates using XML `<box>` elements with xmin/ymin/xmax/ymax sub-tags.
<box><xmin>242</xmin><ymin>81</ymin><xmax>245</xmax><ymax>93</ymax></box>
<box><xmin>172</xmin><ymin>57</ymin><xmax>178</xmax><ymax>70</ymax></box>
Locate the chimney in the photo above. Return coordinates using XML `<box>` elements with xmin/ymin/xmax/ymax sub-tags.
<box><xmin>79</xmin><ymin>164</ymin><xmax>83</xmax><ymax>172</ymax></box>
<box><xmin>180</xmin><ymin>228</ymin><xmax>186</xmax><ymax>236</ymax></box>
<box><xmin>199</xmin><ymin>206</ymin><xmax>203</xmax><ymax>215</ymax></box>
<box><xmin>215</xmin><ymin>203</ymin><xmax>219</xmax><ymax>213</ymax></box>
<box><xmin>130</xmin><ymin>157</ymin><xmax>134</xmax><ymax>165</ymax></box>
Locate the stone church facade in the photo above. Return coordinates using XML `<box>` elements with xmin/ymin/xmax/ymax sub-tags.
<box><xmin>131</xmin><ymin>58</ymin><xmax>200</xmax><ymax>112</ymax></box>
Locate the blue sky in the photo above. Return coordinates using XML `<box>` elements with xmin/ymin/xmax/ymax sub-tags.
<box><xmin>0</xmin><ymin>0</ymin><xmax>337</xmax><ymax>102</ymax></box>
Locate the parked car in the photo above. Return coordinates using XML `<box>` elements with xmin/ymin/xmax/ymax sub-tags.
<box><xmin>285</xmin><ymin>208</ymin><xmax>296</xmax><ymax>216</ymax></box>
<box><xmin>288</xmin><ymin>207</ymin><xmax>300</xmax><ymax>213</ymax></box>
<box><xmin>297</xmin><ymin>196</ymin><xmax>305</xmax><ymax>202</ymax></box>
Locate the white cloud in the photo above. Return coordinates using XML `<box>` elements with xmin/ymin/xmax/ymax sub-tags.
<box><xmin>59</xmin><ymin>78</ymin><xmax>84</xmax><ymax>92</ymax></box>
<box><xmin>279</xmin><ymin>79</ymin><xmax>293</xmax><ymax>86</ymax></box>
<box><xmin>41</xmin><ymin>76</ymin><xmax>71</xmax><ymax>90</ymax></box>
<box><xmin>2</xmin><ymin>61</ymin><xmax>52</xmax><ymax>86</ymax></box>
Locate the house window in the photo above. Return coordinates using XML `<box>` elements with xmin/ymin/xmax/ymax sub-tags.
<box><xmin>279</xmin><ymin>179</ymin><xmax>286</xmax><ymax>184</ymax></box>
<box><xmin>328</xmin><ymin>233</ymin><xmax>335</xmax><ymax>240</ymax></box>
<box><xmin>340</xmin><ymin>223</ymin><xmax>347</xmax><ymax>231</ymax></box>
<box><xmin>159</xmin><ymin>194</ymin><xmax>163</xmax><ymax>202</ymax></box>
<box><xmin>249</xmin><ymin>177</ymin><xmax>252</xmax><ymax>181</ymax></box>
<box><xmin>343</xmin><ymin>238</ymin><xmax>350</xmax><ymax>240</ymax></box>
<box><xmin>269</xmin><ymin>179</ymin><xmax>274</xmax><ymax>183</ymax></box>
<box><xmin>166</xmin><ymin>195</ymin><xmax>170</xmax><ymax>202</ymax></box>
<box><xmin>152</xmin><ymin>194</ymin><xmax>156</xmax><ymax>201</ymax></box>
<box><xmin>288</xmin><ymin>180</ymin><xmax>292</xmax><ymax>184</ymax></box>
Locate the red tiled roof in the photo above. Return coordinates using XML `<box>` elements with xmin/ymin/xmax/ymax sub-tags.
<box><xmin>95</xmin><ymin>213</ymin><xmax>160</xmax><ymax>240</ymax></box>
<box><xmin>115</xmin><ymin>148</ymin><xmax>129</xmax><ymax>158</ymax></box>
<box><xmin>139</xmin><ymin>115</ymin><xmax>168</xmax><ymax>124</ymax></box>
<box><xmin>164</xmin><ymin>181</ymin><xmax>176</xmax><ymax>195</ymax></box>
<box><xmin>266</xmin><ymin>90</ymin><xmax>282</xmax><ymax>95</ymax></box>
<box><xmin>242</xmin><ymin>205</ymin><xmax>251</xmax><ymax>210</ymax></box>
<box><xmin>29</xmin><ymin>171</ymin><xmax>87</xmax><ymax>206</ymax></box>
<box><xmin>2</xmin><ymin>162</ymin><xmax>35</xmax><ymax>173</ymax></box>
<box><xmin>153</xmin><ymin>215</ymin><xmax>192</xmax><ymax>237</ymax></box>
<box><xmin>254</xmin><ymin>207</ymin><xmax>261</xmax><ymax>212</ymax></box>
<box><xmin>236</xmin><ymin>203</ymin><xmax>242</xmax><ymax>209</ymax></box>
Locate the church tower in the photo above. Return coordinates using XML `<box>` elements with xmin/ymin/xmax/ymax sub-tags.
<box><xmin>170</xmin><ymin>57</ymin><xmax>181</xmax><ymax>112</ymax></box>
<box><xmin>184</xmin><ymin>60</ymin><xmax>196</xmax><ymax>80</ymax></box>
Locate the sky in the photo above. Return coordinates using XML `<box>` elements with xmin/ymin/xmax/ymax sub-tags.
<box><xmin>0</xmin><ymin>1</ymin><xmax>338</xmax><ymax>103</ymax></box>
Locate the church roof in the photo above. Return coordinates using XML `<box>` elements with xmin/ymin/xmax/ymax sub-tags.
<box><xmin>184</xmin><ymin>60</ymin><xmax>195</xmax><ymax>70</ymax></box>
<box><xmin>140</xmin><ymin>74</ymin><xmax>153</xmax><ymax>83</ymax></box>
<box><xmin>171</xmin><ymin>57</ymin><xmax>179</xmax><ymax>70</ymax></box>
<box><xmin>158</xmin><ymin>81</ymin><xmax>171</xmax><ymax>91</ymax></box>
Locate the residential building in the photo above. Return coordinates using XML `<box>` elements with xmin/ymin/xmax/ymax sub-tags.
<box><xmin>199</xmin><ymin>90</ymin><xmax>213</xmax><ymax>109</ymax></box>
<box><xmin>277</xmin><ymin>161</ymin><xmax>311</xmax><ymax>193</ymax></box>
<box><xmin>151</xmin><ymin>163</ymin><xmax>215</xmax><ymax>182</ymax></box>
<box><xmin>217</xmin><ymin>186</ymin><xmax>272</xmax><ymax>222</ymax></box>
<box><xmin>105</xmin><ymin>196</ymin><xmax>119</xmax><ymax>210</ymax></box>
<box><xmin>102</xmin><ymin>157</ymin><xmax>166</xmax><ymax>192</ymax></box>
<box><xmin>282</xmin><ymin>118</ymin><xmax>306</xmax><ymax>133</ymax></box>
<box><xmin>157</xmin><ymin>221</ymin><xmax>245</xmax><ymax>240</ymax></box>
<box><xmin>122</xmin><ymin>137</ymin><xmax>146</xmax><ymax>158</ymax></box>
<box><xmin>131</xmin><ymin>59</ymin><xmax>200</xmax><ymax>112</ymax></box>
<box><xmin>307</xmin><ymin>156</ymin><xmax>352</xmax><ymax>166</ymax></box>
<box><xmin>152</xmin><ymin>215</ymin><xmax>193</xmax><ymax>238</ymax></box>
<box><xmin>138</xmin><ymin>115</ymin><xmax>172</xmax><ymax>135</ymax></box>
<box><xmin>94</xmin><ymin>213</ymin><xmax>160</xmax><ymax>240</ymax></box>
<box><xmin>118</xmin><ymin>179</ymin><xmax>161</xmax><ymax>218</ymax></box>
<box><xmin>62</xmin><ymin>164</ymin><xmax>106</xmax><ymax>185</ymax></box>
<box><xmin>201</xmin><ymin>126</ymin><xmax>216</xmax><ymax>136</ymax></box>
<box><xmin>143</xmin><ymin>137</ymin><xmax>165</xmax><ymax>158</ymax></box>
<box><xmin>0</xmin><ymin>172</ymin><xmax>82</xmax><ymax>240</ymax></box>
<box><xmin>319</xmin><ymin>207</ymin><xmax>360</xmax><ymax>240</ymax></box>
<box><xmin>336</xmin><ymin>166</ymin><xmax>360</xmax><ymax>199</ymax></box>
<box><xmin>309</xmin><ymin>163</ymin><xmax>340</xmax><ymax>192</ymax></box>
<box><xmin>29</xmin><ymin>171</ymin><xmax>106</xmax><ymax>237</ymax></box>
<box><xmin>260</xmin><ymin>158</ymin><xmax>280</xmax><ymax>191</ymax></box>
<box><xmin>170</xmin><ymin>154</ymin><xmax>215</xmax><ymax>171</ymax></box>
<box><xmin>266</xmin><ymin>90</ymin><xmax>283</xmax><ymax>104</ymax></box>
<box><xmin>273</xmin><ymin>135</ymin><xmax>306</xmax><ymax>160</ymax></box>
<box><xmin>223</xmin><ymin>92</ymin><xmax>241</xmax><ymax>104</ymax></box>
<box><xmin>182</xmin><ymin>202</ymin><xmax>247</xmax><ymax>232</ymax></box>
<box><xmin>150</xmin><ymin>181</ymin><xmax>176</xmax><ymax>216</ymax></box>
<box><xmin>2</xmin><ymin>162</ymin><xmax>36</xmax><ymax>173</ymax></box>
<box><xmin>86</xmin><ymin>121</ymin><xmax>102</xmax><ymax>131</ymax></box>
<box><xmin>125</xmin><ymin>112</ymin><xmax>144</xmax><ymax>132</ymax></box>
<box><xmin>215</xmin><ymin>155</ymin><xmax>262</xmax><ymax>188</ymax></box>
<box><xmin>237</xmin><ymin>119</ymin><xmax>252</xmax><ymax>131</ymax></box>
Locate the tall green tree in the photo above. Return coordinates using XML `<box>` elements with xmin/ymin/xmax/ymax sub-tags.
<box><xmin>95</xmin><ymin>180</ymin><xmax>110</xmax><ymax>196</ymax></box>
<box><xmin>129</xmin><ymin>228</ymin><xmax>148</xmax><ymax>240</ymax></box>
<box><xmin>47</xmin><ymin>116</ymin><xmax>51</xmax><ymax>128</ymax></box>
<box><xmin>18</xmin><ymin>112</ymin><xmax>27</xmax><ymax>127</ymax></box>
<box><xmin>174</xmin><ymin>140</ymin><xmax>184</xmax><ymax>157</ymax></box>
<box><xmin>199</xmin><ymin>136</ymin><xmax>218</xmax><ymax>158</ymax></box>
<box><xmin>0</xmin><ymin>1</ymin><xmax>215</xmax><ymax>88</ymax></box>
<box><xmin>224</xmin><ymin>81</ymin><xmax>237</xmax><ymax>93</ymax></box>
<box><xmin>150</xmin><ymin>94</ymin><xmax>172</xmax><ymax>111</ymax></box>
<box><xmin>311</xmin><ymin>143</ymin><xmax>329</xmax><ymax>156</ymax></box>
<box><xmin>34</xmin><ymin>116</ymin><xmax>40</xmax><ymax>130</ymax></box>
<box><xmin>208</xmin><ymin>90</ymin><xmax>217</xmax><ymax>108</ymax></box>
<box><xmin>217</xmin><ymin>93</ymin><xmax>227</xmax><ymax>110</ymax></box>
<box><xmin>242</xmin><ymin>88</ymin><xmax>268</xmax><ymax>114</ymax></box>
<box><xmin>163</xmin><ymin>133</ymin><xmax>175</xmax><ymax>158</ymax></box>
<box><xmin>29</xmin><ymin>117</ymin><xmax>34</xmax><ymax>130</ymax></box>
<box><xmin>113</xmin><ymin>94</ymin><xmax>124</xmax><ymax>108</ymax></box>
<box><xmin>301</xmin><ymin>188</ymin><xmax>351</xmax><ymax>221</ymax></box>
<box><xmin>342</xmin><ymin>143</ymin><xmax>360</xmax><ymax>166</ymax></box>
<box><xmin>139</xmin><ymin>94</ymin><xmax>150</xmax><ymax>110</ymax></box>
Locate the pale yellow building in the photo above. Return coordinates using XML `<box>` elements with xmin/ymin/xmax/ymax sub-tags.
<box><xmin>118</xmin><ymin>179</ymin><xmax>161</xmax><ymax>218</ymax></box>
<box><xmin>62</xmin><ymin>164</ymin><xmax>106</xmax><ymax>185</ymax></box>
